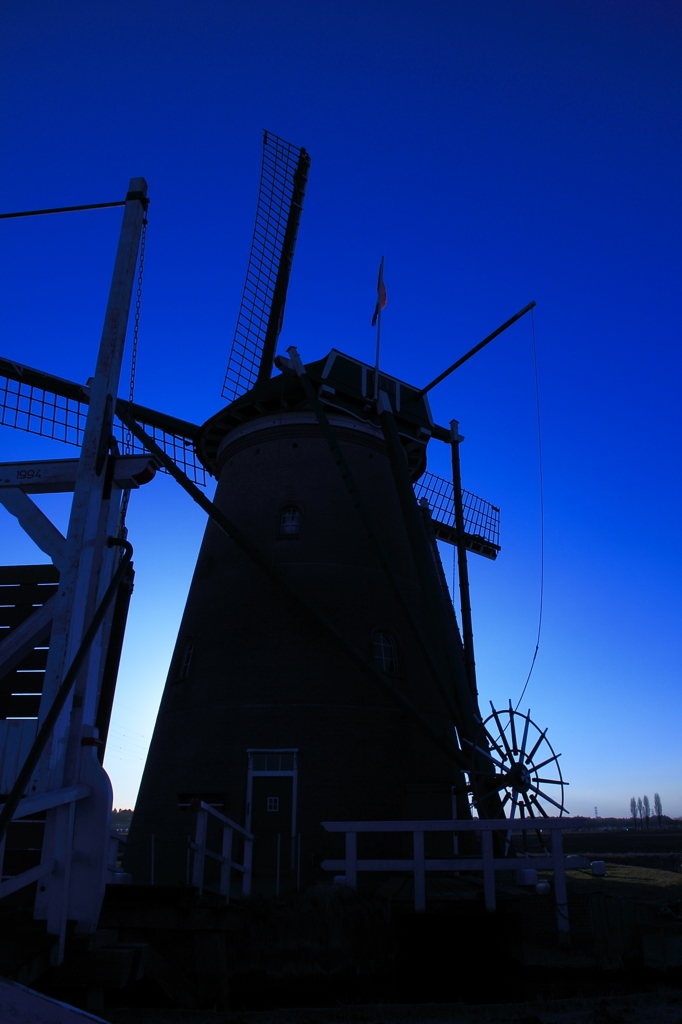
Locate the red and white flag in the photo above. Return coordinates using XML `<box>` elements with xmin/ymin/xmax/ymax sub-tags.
<box><xmin>371</xmin><ymin>258</ymin><xmax>387</xmax><ymax>326</ymax></box>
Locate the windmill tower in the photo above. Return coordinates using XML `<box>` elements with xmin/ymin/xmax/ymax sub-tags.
<box><xmin>0</xmin><ymin>134</ymin><xmax>565</xmax><ymax>914</ymax></box>
<box><xmin>124</xmin><ymin>133</ymin><xmax>511</xmax><ymax>891</ymax></box>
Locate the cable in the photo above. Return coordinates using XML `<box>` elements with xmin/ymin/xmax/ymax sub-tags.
<box><xmin>516</xmin><ymin>307</ymin><xmax>544</xmax><ymax>711</ymax></box>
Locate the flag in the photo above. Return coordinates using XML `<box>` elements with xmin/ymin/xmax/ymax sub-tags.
<box><xmin>371</xmin><ymin>259</ymin><xmax>387</xmax><ymax>326</ymax></box>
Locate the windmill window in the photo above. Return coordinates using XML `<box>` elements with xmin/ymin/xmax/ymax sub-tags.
<box><xmin>178</xmin><ymin>635</ymin><xmax>194</xmax><ymax>681</ymax></box>
<box><xmin>373</xmin><ymin>630</ymin><xmax>397</xmax><ymax>674</ymax></box>
<box><xmin>279</xmin><ymin>506</ymin><xmax>301</xmax><ymax>537</ymax></box>
<box><xmin>249</xmin><ymin>751</ymin><xmax>297</xmax><ymax>772</ymax></box>
<box><xmin>267</xmin><ymin>797</ymin><xmax>279</xmax><ymax>812</ymax></box>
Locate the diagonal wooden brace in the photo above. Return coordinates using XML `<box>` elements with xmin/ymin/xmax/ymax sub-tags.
<box><xmin>0</xmin><ymin>489</ymin><xmax>66</xmax><ymax>568</ymax></box>
<box><xmin>0</xmin><ymin>595</ymin><xmax>55</xmax><ymax>681</ymax></box>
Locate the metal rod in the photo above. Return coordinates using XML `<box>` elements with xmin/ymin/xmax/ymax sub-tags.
<box><xmin>415</xmin><ymin>301</ymin><xmax>536</xmax><ymax>398</ymax></box>
<box><xmin>0</xmin><ymin>201</ymin><xmax>127</xmax><ymax>220</ymax></box>
<box><xmin>413</xmin><ymin>831</ymin><xmax>426</xmax><ymax>911</ymax></box>
<box><xmin>551</xmin><ymin>827</ymin><xmax>570</xmax><ymax>945</ymax></box>
<box><xmin>0</xmin><ymin>538</ymin><xmax>133</xmax><ymax>844</ymax></box>
<box><xmin>242</xmin><ymin>838</ymin><xmax>253</xmax><ymax>897</ymax></box>
<box><xmin>296</xmin><ymin>833</ymin><xmax>301</xmax><ymax>891</ymax></box>
<box><xmin>192</xmin><ymin>806</ymin><xmax>208</xmax><ymax>893</ymax></box>
<box><xmin>373</xmin><ymin>257</ymin><xmax>384</xmax><ymax>400</ymax></box>
<box><xmin>345</xmin><ymin>832</ymin><xmax>357</xmax><ymax>889</ymax></box>
<box><xmin>450</xmin><ymin>420</ymin><xmax>477</xmax><ymax>695</ymax></box>
<box><xmin>220</xmin><ymin>826</ymin><xmax>233</xmax><ymax>897</ymax></box>
<box><xmin>481</xmin><ymin>829</ymin><xmax>496</xmax><ymax>911</ymax></box>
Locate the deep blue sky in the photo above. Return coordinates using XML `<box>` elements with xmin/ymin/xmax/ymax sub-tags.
<box><xmin>1</xmin><ymin>1</ymin><xmax>680</xmax><ymax>815</ymax></box>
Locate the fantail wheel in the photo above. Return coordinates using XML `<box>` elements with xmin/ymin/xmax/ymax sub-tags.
<box><xmin>466</xmin><ymin>700</ymin><xmax>568</xmax><ymax>819</ymax></box>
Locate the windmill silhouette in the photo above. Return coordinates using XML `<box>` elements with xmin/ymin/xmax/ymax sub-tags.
<box><xmin>0</xmin><ymin>132</ymin><xmax>566</xmax><ymax>903</ymax></box>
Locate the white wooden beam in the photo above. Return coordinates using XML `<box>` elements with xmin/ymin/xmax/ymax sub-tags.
<box><xmin>0</xmin><ymin>595</ymin><xmax>54</xmax><ymax>677</ymax></box>
<box><xmin>32</xmin><ymin>179</ymin><xmax>147</xmax><ymax>946</ymax></box>
<box><xmin>0</xmin><ymin>489</ymin><xmax>66</xmax><ymax>568</ymax></box>
<box><xmin>0</xmin><ymin>455</ymin><xmax>157</xmax><ymax>494</ymax></box>
<box><xmin>0</xmin><ymin>784</ymin><xmax>90</xmax><ymax>819</ymax></box>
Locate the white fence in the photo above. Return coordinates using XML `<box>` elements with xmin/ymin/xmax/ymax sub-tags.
<box><xmin>322</xmin><ymin>817</ymin><xmax>584</xmax><ymax>941</ymax></box>
<box><xmin>190</xmin><ymin>800</ymin><xmax>255</xmax><ymax>898</ymax></box>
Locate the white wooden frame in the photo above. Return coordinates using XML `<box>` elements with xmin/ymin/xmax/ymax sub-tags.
<box><xmin>190</xmin><ymin>800</ymin><xmax>255</xmax><ymax>898</ymax></box>
<box><xmin>321</xmin><ymin>817</ymin><xmax>578</xmax><ymax>942</ymax></box>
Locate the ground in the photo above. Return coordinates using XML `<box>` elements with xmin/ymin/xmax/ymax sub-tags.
<box><xmin>99</xmin><ymin>990</ymin><xmax>682</xmax><ymax>1024</ymax></box>
<box><xmin>559</xmin><ymin>865</ymin><xmax>682</xmax><ymax>904</ymax></box>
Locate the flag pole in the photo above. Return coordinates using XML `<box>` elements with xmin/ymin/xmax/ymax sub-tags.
<box><xmin>373</xmin><ymin>256</ymin><xmax>384</xmax><ymax>400</ymax></box>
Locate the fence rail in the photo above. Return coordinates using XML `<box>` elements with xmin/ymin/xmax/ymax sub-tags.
<box><xmin>190</xmin><ymin>800</ymin><xmax>254</xmax><ymax>898</ymax></box>
<box><xmin>321</xmin><ymin>818</ymin><xmax>583</xmax><ymax>942</ymax></box>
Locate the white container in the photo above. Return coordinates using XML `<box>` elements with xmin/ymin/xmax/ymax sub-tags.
<box><xmin>591</xmin><ymin>860</ymin><xmax>607</xmax><ymax>876</ymax></box>
<box><xmin>535</xmin><ymin>880</ymin><xmax>551</xmax><ymax>895</ymax></box>
<box><xmin>516</xmin><ymin>868</ymin><xmax>538</xmax><ymax>886</ymax></box>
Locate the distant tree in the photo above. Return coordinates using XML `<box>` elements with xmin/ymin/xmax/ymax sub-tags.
<box><xmin>643</xmin><ymin>795</ymin><xmax>651</xmax><ymax>828</ymax></box>
<box><xmin>654</xmin><ymin>793</ymin><xmax>663</xmax><ymax>827</ymax></box>
<box><xmin>630</xmin><ymin>797</ymin><xmax>637</xmax><ymax>826</ymax></box>
<box><xmin>637</xmin><ymin>797</ymin><xmax>644</xmax><ymax>825</ymax></box>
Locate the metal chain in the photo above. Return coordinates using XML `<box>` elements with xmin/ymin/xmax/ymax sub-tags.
<box><xmin>125</xmin><ymin>216</ymin><xmax>147</xmax><ymax>453</ymax></box>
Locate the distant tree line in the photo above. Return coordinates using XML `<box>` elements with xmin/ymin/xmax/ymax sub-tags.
<box><xmin>630</xmin><ymin>793</ymin><xmax>663</xmax><ymax>828</ymax></box>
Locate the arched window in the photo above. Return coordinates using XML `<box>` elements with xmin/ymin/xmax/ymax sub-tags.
<box><xmin>279</xmin><ymin>505</ymin><xmax>301</xmax><ymax>537</ymax></box>
<box><xmin>372</xmin><ymin>630</ymin><xmax>397</xmax><ymax>674</ymax></box>
<box><xmin>177</xmin><ymin>635</ymin><xmax>194</xmax><ymax>681</ymax></box>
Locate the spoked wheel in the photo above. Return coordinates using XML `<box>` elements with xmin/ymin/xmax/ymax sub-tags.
<box><xmin>467</xmin><ymin>700</ymin><xmax>568</xmax><ymax>823</ymax></box>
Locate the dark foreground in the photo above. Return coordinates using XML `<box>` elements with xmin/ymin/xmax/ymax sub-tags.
<box><xmin>100</xmin><ymin>989</ymin><xmax>682</xmax><ymax>1024</ymax></box>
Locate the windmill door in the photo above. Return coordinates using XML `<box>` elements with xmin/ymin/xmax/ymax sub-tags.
<box><xmin>246</xmin><ymin>750</ymin><xmax>298</xmax><ymax>895</ymax></box>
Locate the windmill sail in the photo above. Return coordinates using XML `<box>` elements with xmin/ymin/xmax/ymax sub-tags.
<box><xmin>221</xmin><ymin>131</ymin><xmax>310</xmax><ymax>403</ymax></box>
<box><xmin>414</xmin><ymin>471</ymin><xmax>500</xmax><ymax>559</ymax></box>
<box><xmin>0</xmin><ymin>357</ymin><xmax>206</xmax><ymax>485</ymax></box>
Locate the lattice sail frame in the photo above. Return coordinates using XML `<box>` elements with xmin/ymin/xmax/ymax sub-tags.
<box><xmin>0</xmin><ymin>372</ymin><xmax>206</xmax><ymax>486</ymax></box>
<box><xmin>221</xmin><ymin>131</ymin><xmax>310</xmax><ymax>403</ymax></box>
<box><xmin>414</xmin><ymin>471</ymin><xmax>500</xmax><ymax>558</ymax></box>
<box><xmin>0</xmin><ymin>373</ymin><xmax>502</xmax><ymax>534</ymax></box>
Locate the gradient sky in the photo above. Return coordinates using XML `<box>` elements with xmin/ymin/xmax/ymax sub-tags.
<box><xmin>0</xmin><ymin>0</ymin><xmax>680</xmax><ymax>817</ymax></box>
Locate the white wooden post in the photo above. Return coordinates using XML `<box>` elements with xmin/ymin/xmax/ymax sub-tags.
<box><xmin>551</xmin><ymin>826</ymin><xmax>570</xmax><ymax>945</ymax></box>
<box><xmin>481</xmin><ymin>828</ymin><xmax>496</xmax><ymax>911</ymax></box>
<box><xmin>45</xmin><ymin>799</ymin><xmax>75</xmax><ymax>963</ymax></box>
<box><xmin>345</xmin><ymin>831</ymin><xmax>357</xmax><ymax>889</ymax></box>
<box><xmin>37</xmin><ymin>179</ymin><xmax>148</xmax><ymax>791</ymax></box>
<box><xmin>220</xmin><ymin>826</ymin><xmax>233</xmax><ymax>897</ymax></box>
<box><xmin>413</xmin><ymin>830</ymin><xmax>426</xmax><ymax>911</ymax></box>
<box><xmin>192</xmin><ymin>806</ymin><xmax>208</xmax><ymax>893</ymax></box>
<box><xmin>32</xmin><ymin>179</ymin><xmax>147</xmax><ymax>937</ymax></box>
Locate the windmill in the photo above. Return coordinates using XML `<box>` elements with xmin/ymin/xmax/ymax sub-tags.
<box><xmin>0</xmin><ymin>133</ymin><xmax>566</xmax><ymax>908</ymax></box>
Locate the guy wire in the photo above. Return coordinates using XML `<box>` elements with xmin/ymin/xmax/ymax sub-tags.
<box><xmin>515</xmin><ymin>306</ymin><xmax>544</xmax><ymax>710</ymax></box>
